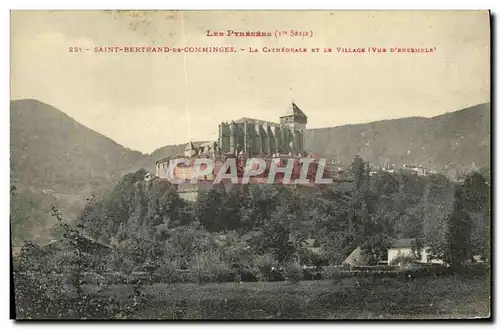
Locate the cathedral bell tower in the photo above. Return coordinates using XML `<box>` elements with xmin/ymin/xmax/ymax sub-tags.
<box><xmin>279</xmin><ymin>102</ymin><xmax>307</xmax><ymax>155</ymax></box>
<box><xmin>279</xmin><ymin>102</ymin><xmax>308</xmax><ymax>131</ymax></box>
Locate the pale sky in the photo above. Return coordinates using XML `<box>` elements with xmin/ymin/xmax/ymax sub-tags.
<box><xmin>10</xmin><ymin>10</ymin><xmax>490</xmax><ymax>153</ymax></box>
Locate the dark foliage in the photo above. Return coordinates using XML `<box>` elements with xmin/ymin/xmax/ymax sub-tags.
<box><xmin>12</xmin><ymin>153</ymin><xmax>490</xmax><ymax>318</ymax></box>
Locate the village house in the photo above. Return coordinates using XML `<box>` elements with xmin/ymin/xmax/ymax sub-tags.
<box><xmin>341</xmin><ymin>238</ymin><xmax>445</xmax><ymax>267</ymax></box>
<box><xmin>400</xmin><ymin>164</ymin><xmax>429</xmax><ymax>176</ymax></box>
<box><xmin>387</xmin><ymin>238</ymin><xmax>443</xmax><ymax>265</ymax></box>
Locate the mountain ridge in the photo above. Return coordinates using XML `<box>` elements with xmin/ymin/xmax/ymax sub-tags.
<box><xmin>10</xmin><ymin>99</ymin><xmax>146</xmax><ymax>193</ymax></box>
<box><xmin>11</xmin><ymin>99</ymin><xmax>491</xmax><ymax>181</ymax></box>
<box><xmin>304</xmin><ymin>102</ymin><xmax>490</xmax><ymax>172</ymax></box>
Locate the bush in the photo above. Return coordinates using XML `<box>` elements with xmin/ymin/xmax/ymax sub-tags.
<box><xmin>230</xmin><ymin>261</ymin><xmax>258</xmax><ymax>282</ymax></box>
<box><xmin>209</xmin><ymin>261</ymin><xmax>235</xmax><ymax>283</ymax></box>
<box><xmin>154</xmin><ymin>259</ymin><xmax>181</xmax><ymax>283</ymax></box>
<box><xmin>322</xmin><ymin>266</ymin><xmax>343</xmax><ymax>282</ymax></box>
<box><xmin>14</xmin><ymin>263</ymin><xmax>147</xmax><ymax>319</ymax></box>
<box><xmin>251</xmin><ymin>254</ymin><xmax>279</xmax><ymax>282</ymax></box>
<box><xmin>178</xmin><ymin>270</ymin><xmax>196</xmax><ymax>283</ymax></box>
<box><xmin>190</xmin><ymin>250</ymin><xmax>235</xmax><ymax>284</ymax></box>
<box><xmin>283</xmin><ymin>262</ymin><xmax>304</xmax><ymax>283</ymax></box>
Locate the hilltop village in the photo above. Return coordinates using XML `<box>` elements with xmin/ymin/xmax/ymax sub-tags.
<box><xmin>154</xmin><ymin>102</ymin><xmax>312</xmax><ymax>201</ymax></box>
<box><xmin>153</xmin><ymin>102</ymin><xmax>433</xmax><ymax>202</ymax></box>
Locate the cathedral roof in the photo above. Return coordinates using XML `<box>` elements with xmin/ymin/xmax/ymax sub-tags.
<box><xmin>281</xmin><ymin>102</ymin><xmax>307</xmax><ymax>118</ymax></box>
<box><xmin>234</xmin><ymin>117</ymin><xmax>280</xmax><ymax>126</ymax></box>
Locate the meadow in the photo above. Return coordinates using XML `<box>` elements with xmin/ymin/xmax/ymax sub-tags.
<box><xmin>85</xmin><ymin>275</ymin><xmax>490</xmax><ymax>320</ymax></box>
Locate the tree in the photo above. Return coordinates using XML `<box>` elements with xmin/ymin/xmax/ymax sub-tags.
<box><xmin>164</xmin><ymin>224</ymin><xmax>215</xmax><ymax>269</ymax></box>
<box><xmin>349</xmin><ymin>156</ymin><xmax>382</xmax><ymax>251</ymax></box>
<box><xmin>236</xmin><ymin>185</ymin><xmax>263</xmax><ymax>231</ymax></box>
<box><xmin>247</xmin><ymin>192</ymin><xmax>307</xmax><ymax>264</ymax></box>
<box><xmin>394</xmin><ymin>206</ymin><xmax>424</xmax><ymax>239</ymax></box>
<box><xmin>145</xmin><ymin>181</ymin><xmax>183</xmax><ymax>228</ymax></box>
<box><xmin>446</xmin><ymin>185</ymin><xmax>473</xmax><ymax>264</ymax></box>
<box><xmin>236</xmin><ymin>185</ymin><xmax>283</xmax><ymax>232</ymax></box>
<box><xmin>462</xmin><ymin>172</ymin><xmax>489</xmax><ymax>213</ymax></box>
<box><xmin>13</xmin><ymin>241</ymin><xmax>64</xmax><ymax>318</ymax></box>
<box><xmin>52</xmin><ymin>207</ymin><xmax>91</xmax><ymax>298</ymax></box>
<box><xmin>421</xmin><ymin>174</ymin><xmax>454</xmax><ymax>260</ymax></box>
<box><xmin>195</xmin><ymin>188</ymin><xmax>238</xmax><ymax>232</ymax></box>
<box><xmin>462</xmin><ymin>171</ymin><xmax>490</xmax><ymax>259</ymax></box>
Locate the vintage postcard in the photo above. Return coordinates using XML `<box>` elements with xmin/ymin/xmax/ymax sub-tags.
<box><xmin>10</xmin><ymin>10</ymin><xmax>491</xmax><ymax>320</ymax></box>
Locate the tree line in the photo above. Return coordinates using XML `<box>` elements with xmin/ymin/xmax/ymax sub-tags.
<box><xmin>48</xmin><ymin>156</ymin><xmax>492</xmax><ymax>271</ymax></box>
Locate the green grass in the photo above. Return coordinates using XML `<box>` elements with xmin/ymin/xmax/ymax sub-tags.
<box><xmin>89</xmin><ymin>276</ymin><xmax>491</xmax><ymax>319</ymax></box>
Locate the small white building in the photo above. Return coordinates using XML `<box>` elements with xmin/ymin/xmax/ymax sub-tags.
<box><xmin>388</xmin><ymin>238</ymin><xmax>443</xmax><ymax>265</ymax></box>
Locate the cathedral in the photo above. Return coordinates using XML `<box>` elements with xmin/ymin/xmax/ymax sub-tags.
<box><xmin>217</xmin><ymin>102</ymin><xmax>307</xmax><ymax>157</ymax></box>
<box><xmin>154</xmin><ymin>102</ymin><xmax>309</xmax><ymax>202</ymax></box>
<box><xmin>156</xmin><ymin>102</ymin><xmax>308</xmax><ymax>177</ymax></box>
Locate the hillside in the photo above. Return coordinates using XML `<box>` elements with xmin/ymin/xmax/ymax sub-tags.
<box><xmin>10</xmin><ymin>99</ymin><xmax>150</xmax><ymax>244</ymax></box>
<box><xmin>304</xmin><ymin>103</ymin><xmax>490</xmax><ymax>171</ymax></box>
<box><xmin>10</xmin><ymin>99</ymin><xmax>148</xmax><ymax>194</ymax></box>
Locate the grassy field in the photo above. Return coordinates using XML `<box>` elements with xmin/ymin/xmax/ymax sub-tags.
<box><xmin>88</xmin><ymin>275</ymin><xmax>491</xmax><ymax>320</ymax></box>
